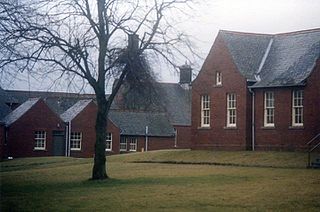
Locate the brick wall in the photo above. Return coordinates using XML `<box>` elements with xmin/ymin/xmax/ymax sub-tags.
<box><xmin>254</xmin><ymin>61</ymin><xmax>320</xmax><ymax>151</ymax></box>
<box><xmin>175</xmin><ymin>125</ymin><xmax>191</xmax><ymax>149</ymax></box>
<box><xmin>118</xmin><ymin>135</ymin><xmax>175</xmax><ymax>153</ymax></box>
<box><xmin>191</xmin><ymin>33</ymin><xmax>249</xmax><ymax>150</ymax></box>
<box><xmin>7</xmin><ymin>99</ymin><xmax>64</xmax><ymax>158</ymax></box>
<box><xmin>69</xmin><ymin>102</ymin><xmax>121</xmax><ymax>157</ymax></box>
<box><xmin>0</xmin><ymin>123</ymin><xmax>5</xmax><ymax>159</ymax></box>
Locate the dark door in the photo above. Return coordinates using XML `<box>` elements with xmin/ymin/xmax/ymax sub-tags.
<box><xmin>52</xmin><ymin>131</ymin><xmax>65</xmax><ymax>156</ymax></box>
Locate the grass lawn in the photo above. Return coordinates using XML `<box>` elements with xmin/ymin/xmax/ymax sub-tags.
<box><xmin>1</xmin><ymin>150</ymin><xmax>319</xmax><ymax>211</ymax></box>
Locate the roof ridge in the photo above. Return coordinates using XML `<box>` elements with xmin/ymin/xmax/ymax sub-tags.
<box><xmin>220</xmin><ymin>28</ymin><xmax>320</xmax><ymax>37</ymax></box>
<box><xmin>2</xmin><ymin>98</ymin><xmax>40</xmax><ymax>126</ymax></box>
<box><xmin>275</xmin><ymin>28</ymin><xmax>320</xmax><ymax>36</ymax></box>
<box><xmin>219</xmin><ymin>30</ymin><xmax>273</xmax><ymax>36</ymax></box>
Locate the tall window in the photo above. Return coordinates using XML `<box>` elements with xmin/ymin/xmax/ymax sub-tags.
<box><xmin>264</xmin><ymin>92</ymin><xmax>275</xmax><ymax>127</ymax></box>
<box><xmin>227</xmin><ymin>93</ymin><xmax>236</xmax><ymax>127</ymax></box>
<box><xmin>120</xmin><ymin>137</ymin><xmax>127</xmax><ymax>151</ymax></box>
<box><xmin>70</xmin><ymin>132</ymin><xmax>82</xmax><ymax>150</ymax></box>
<box><xmin>34</xmin><ymin>131</ymin><xmax>46</xmax><ymax>150</ymax></box>
<box><xmin>292</xmin><ymin>90</ymin><xmax>303</xmax><ymax>126</ymax></box>
<box><xmin>106</xmin><ymin>133</ymin><xmax>112</xmax><ymax>151</ymax></box>
<box><xmin>201</xmin><ymin>95</ymin><xmax>210</xmax><ymax>127</ymax></box>
<box><xmin>129</xmin><ymin>138</ymin><xmax>137</xmax><ymax>151</ymax></box>
<box><xmin>216</xmin><ymin>72</ymin><xmax>222</xmax><ymax>85</ymax></box>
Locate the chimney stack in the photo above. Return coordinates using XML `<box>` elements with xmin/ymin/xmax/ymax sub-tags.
<box><xmin>128</xmin><ymin>34</ymin><xmax>139</xmax><ymax>53</ymax></box>
<box><xmin>179</xmin><ymin>63</ymin><xmax>192</xmax><ymax>86</ymax></box>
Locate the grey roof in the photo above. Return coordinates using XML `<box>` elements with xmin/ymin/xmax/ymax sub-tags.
<box><xmin>253</xmin><ymin>29</ymin><xmax>320</xmax><ymax>87</ymax></box>
<box><xmin>5</xmin><ymin>90</ymin><xmax>97</xmax><ymax>114</ymax></box>
<box><xmin>60</xmin><ymin>99</ymin><xmax>93</xmax><ymax>122</ymax></box>
<box><xmin>158</xmin><ymin>83</ymin><xmax>191</xmax><ymax>126</ymax></box>
<box><xmin>108</xmin><ymin>111</ymin><xmax>175</xmax><ymax>137</ymax></box>
<box><xmin>2</xmin><ymin>98</ymin><xmax>40</xmax><ymax>126</ymax></box>
<box><xmin>0</xmin><ymin>87</ymin><xmax>18</xmax><ymax>104</ymax></box>
<box><xmin>0</xmin><ymin>87</ymin><xmax>13</xmax><ymax>119</ymax></box>
<box><xmin>0</xmin><ymin>101</ymin><xmax>11</xmax><ymax>120</ymax></box>
<box><xmin>220</xmin><ymin>30</ymin><xmax>272</xmax><ymax>81</ymax></box>
<box><xmin>111</xmin><ymin>82</ymin><xmax>191</xmax><ymax>126</ymax></box>
<box><xmin>220</xmin><ymin>29</ymin><xmax>320</xmax><ymax>87</ymax></box>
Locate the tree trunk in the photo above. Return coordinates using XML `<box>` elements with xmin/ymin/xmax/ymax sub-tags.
<box><xmin>92</xmin><ymin>93</ymin><xmax>109</xmax><ymax>180</ymax></box>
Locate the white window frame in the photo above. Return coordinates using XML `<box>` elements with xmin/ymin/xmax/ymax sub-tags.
<box><xmin>216</xmin><ymin>72</ymin><xmax>222</xmax><ymax>85</ymax></box>
<box><xmin>227</xmin><ymin>93</ymin><xmax>236</xmax><ymax>127</ymax></box>
<box><xmin>264</xmin><ymin>92</ymin><xmax>275</xmax><ymax>127</ymax></box>
<box><xmin>201</xmin><ymin>95</ymin><xmax>210</xmax><ymax>127</ymax></box>
<box><xmin>70</xmin><ymin>132</ymin><xmax>82</xmax><ymax>151</ymax></box>
<box><xmin>120</xmin><ymin>138</ymin><xmax>127</xmax><ymax>152</ymax></box>
<box><xmin>129</xmin><ymin>138</ymin><xmax>137</xmax><ymax>152</ymax></box>
<box><xmin>292</xmin><ymin>90</ymin><xmax>303</xmax><ymax>126</ymax></box>
<box><xmin>105</xmin><ymin>133</ymin><xmax>112</xmax><ymax>151</ymax></box>
<box><xmin>34</xmin><ymin>131</ymin><xmax>46</xmax><ymax>150</ymax></box>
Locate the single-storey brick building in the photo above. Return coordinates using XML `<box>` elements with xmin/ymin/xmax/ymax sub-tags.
<box><xmin>192</xmin><ymin>28</ymin><xmax>320</xmax><ymax>151</ymax></box>
<box><xmin>2</xmin><ymin>98</ymin><xmax>65</xmax><ymax>158</ymax></box>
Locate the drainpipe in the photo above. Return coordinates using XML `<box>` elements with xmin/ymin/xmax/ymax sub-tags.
<box><xmin>68</xmin><ymin>121</ymin><xmax>71</xmax><ymax>157</ymax></box>
<box><xmin>249</xmin><ymin>88</ymin><xmax>255</xmax><ymax>151</ymax></box>
<box><xmin>65</xmin><ymin>123</ymin><xmax>68</xmax><ymax>157</ymax></box>
<box><xmin>174</xmin><ymin>128</ymin><xmax>177</xmax><ymax>148</ymax></box>
<box><xmin>145</xmin><ymin>126</ymin><xmax>148</xmax><ymax>152</ymax></box>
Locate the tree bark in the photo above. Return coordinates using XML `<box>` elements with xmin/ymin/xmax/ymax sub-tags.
<box><xmin>92</xmin><ymin>91</ymin><xmax>109</xmax><ymax>180</ymax></box>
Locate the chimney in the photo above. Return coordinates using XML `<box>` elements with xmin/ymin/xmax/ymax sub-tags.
<box><xmin>128</xmin><ymin>34</ymin><xmax>139</xmax><ymax>53</ymax></box>
<box><xmin>179</xmin><ymin>63</ymin><xmax>192</xmax><ymax>86</ymax></box>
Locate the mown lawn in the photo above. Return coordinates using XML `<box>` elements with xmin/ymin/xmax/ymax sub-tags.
<box><xmin>1</xmin><ymin>150</ymin><xmax>319</xmax><ymax>211</ymax></box>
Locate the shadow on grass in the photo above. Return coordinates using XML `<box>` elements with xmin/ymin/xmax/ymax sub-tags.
<box><xmin>2</xmin><ymin>174</ymin><xmax>250</xmax><ymax>196</ymax></box>
<box><xmin>132</xmin><ymin>160</ymin><xmax>308</xmax><ymax>169</ymax></box>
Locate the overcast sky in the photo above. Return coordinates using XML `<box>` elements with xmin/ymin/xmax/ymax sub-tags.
<box><xmin>3</xmin><ymin>0</ymin><xmax>320</xmax><ymax>92</ymax></box>
<box><xmin>163</xmin><ymin>0</ymin><xmax>320</xmax><ymax>82</ymax></box>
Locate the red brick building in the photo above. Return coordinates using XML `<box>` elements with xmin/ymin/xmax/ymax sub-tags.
<box><xmin>2</xmin><ymin>98</ymin><xmax>65</xmax><ymax>158</ymax></box>
<box><xmin>108</xmin><ymin>111</ymin><xmax>175</xmax><ymax>153</ymax></box>
<box><xmin>61</xmin><ymin>99</ymin><xmax>120</xmax><ymax>157</ymax></box>
<box><xmin>192</xmin><ymin>28</ymin><xmax>320</xmax><ymax>151</ymax></box>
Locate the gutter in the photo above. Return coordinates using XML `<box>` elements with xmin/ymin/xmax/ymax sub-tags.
<box><xmin>248</xmin><ymin>88</ymin><xmax>255</xmax><ymax>151</ymax></box>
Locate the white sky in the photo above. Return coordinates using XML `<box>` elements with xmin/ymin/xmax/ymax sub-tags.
<box><xmin>163</xmin><ymin>0</ymin><xmax>320</xmax><ymax>82</ymax></box>
<box><xmin>3</xmin><ymin>0</ymin><xmax>320</xmax><ymax>92</ymax></box>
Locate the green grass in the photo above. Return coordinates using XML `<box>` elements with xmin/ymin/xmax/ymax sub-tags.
<box><xmin>1</xmin><ymin>150</ymin><xmax>320</xmax><ymax>211</ymax></box>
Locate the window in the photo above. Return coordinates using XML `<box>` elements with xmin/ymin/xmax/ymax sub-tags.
<box><xmin>106</xmin><ymin>133</ymin><xmax>112</xmax><ymax>151</ymax></box>
<box><xmin>70</xmin><ymin>132</ymin><xmax>82</xmax><ymax>151</ymax></box>
<box><xmin>264</xmin><ymin>92</ymin><xmax>275</xmax><ymax>127</ymax></box>
<box><xmin>34</xmin><ymin>131</ymin><xmax>46</xmax><ymax>150</ymax></box>
<box><xmin>201</xmin><ymin>95</ymin><xmax>210</xmax><ymax>127</ymax></box>
<box><xmin>120</xmin><ymin>137</ymin><xmax>127</xmax><ymax>151</ymax></box>
<box><xmin>129</xmin><ymin>138</ymin><xmax>137</xmax><ymax>151</ymax></box>
<box><xmin>227</xmin><ymin>93</ymin><xmax>236</xmax><ymax>127</ymax></box>
<box><xmin>292</xmin><ymin>90</ymin><xmax>303</xmax><ymax>126</ymax></box>
<box><xmin>216</xmin><ymin>72</ymin><xmax>222</xmax><ymax>85</ymax></box>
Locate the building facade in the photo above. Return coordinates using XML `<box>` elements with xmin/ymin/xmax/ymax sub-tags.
<box><xmin>191</xmin><ymin>28</ymin><xmax>320</xmax><ymax>151</ymax></box>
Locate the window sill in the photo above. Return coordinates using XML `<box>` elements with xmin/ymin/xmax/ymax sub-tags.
<box><xmin>224</xmin><ymin>126</ymin><xmax>237</xmax><ymax>130</ymax></box>
<box><xmin>198</xmin><ymin>126</ymin><xmax>211</xmax><ymax>130</ymax></box>
<box><xmin>261</xmin><ymin>126</ymin><xmax>275</xmax><ymax>130</ymax></box>
<box><xmin>289</xmin><ymin>125</ymin><xmax>304</xmax><ymax>130</ymax></box>
<box><xmin>33</xmin><ymin>148</ymin><xmax>46</xmax><ymax>151</ymax></box>
<box><xmin>213</xmin><ymin>84</ymin><xmax>222</xmax><ymax>88</ymax></box>
<box><xmin>70</xmin><ymin>149</ymin><xmax>81</xmax><ymax>151</ymax></box>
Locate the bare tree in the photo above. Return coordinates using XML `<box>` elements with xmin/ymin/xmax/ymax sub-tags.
<box><xmin>0</xmin><ymin>0</ymin><xmax>196</xmax><ymax>180</ymax></box>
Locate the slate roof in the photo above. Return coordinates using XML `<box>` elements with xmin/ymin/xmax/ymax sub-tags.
<box><xmin>2</xmin><ymin>98</ymin><xmax>40</xmax><ymax>126</ymax></box>
<box><xmin>5</xmin><ymin>90</ymin><xmax>97</xmax><ymax>114</ymax></box>
<box><xmin>60</xmin><ymin>99</ymin><xmax>93</xmax><ymax>122</ymax></box>
<box><xmin>0</xmin><ymin>101</ymin><xmax>11</xmax><ymax>120</ymax></box>
<box><xmin>158</xmin><ymin>83</ymin><xmax>191</xmax><ymax>126</ymax></box>
<box><xmin>0</xmin><ymin>87</ymin><xmax>13</xmax><ymax>119</ymax></box>
<box><xmin>220</xmin><ymin>31</ymin><xmax>272</xmax><ymax>81</ymax></box>
<box><xmin>108</xmin><ymin>111</ymin><xmax>175</xmax><ymax>137</ymax></box>
<box><xmin>220</xmin><ymin>28</ymin><xmax>320</xmax><ymax>87</ymax></box>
